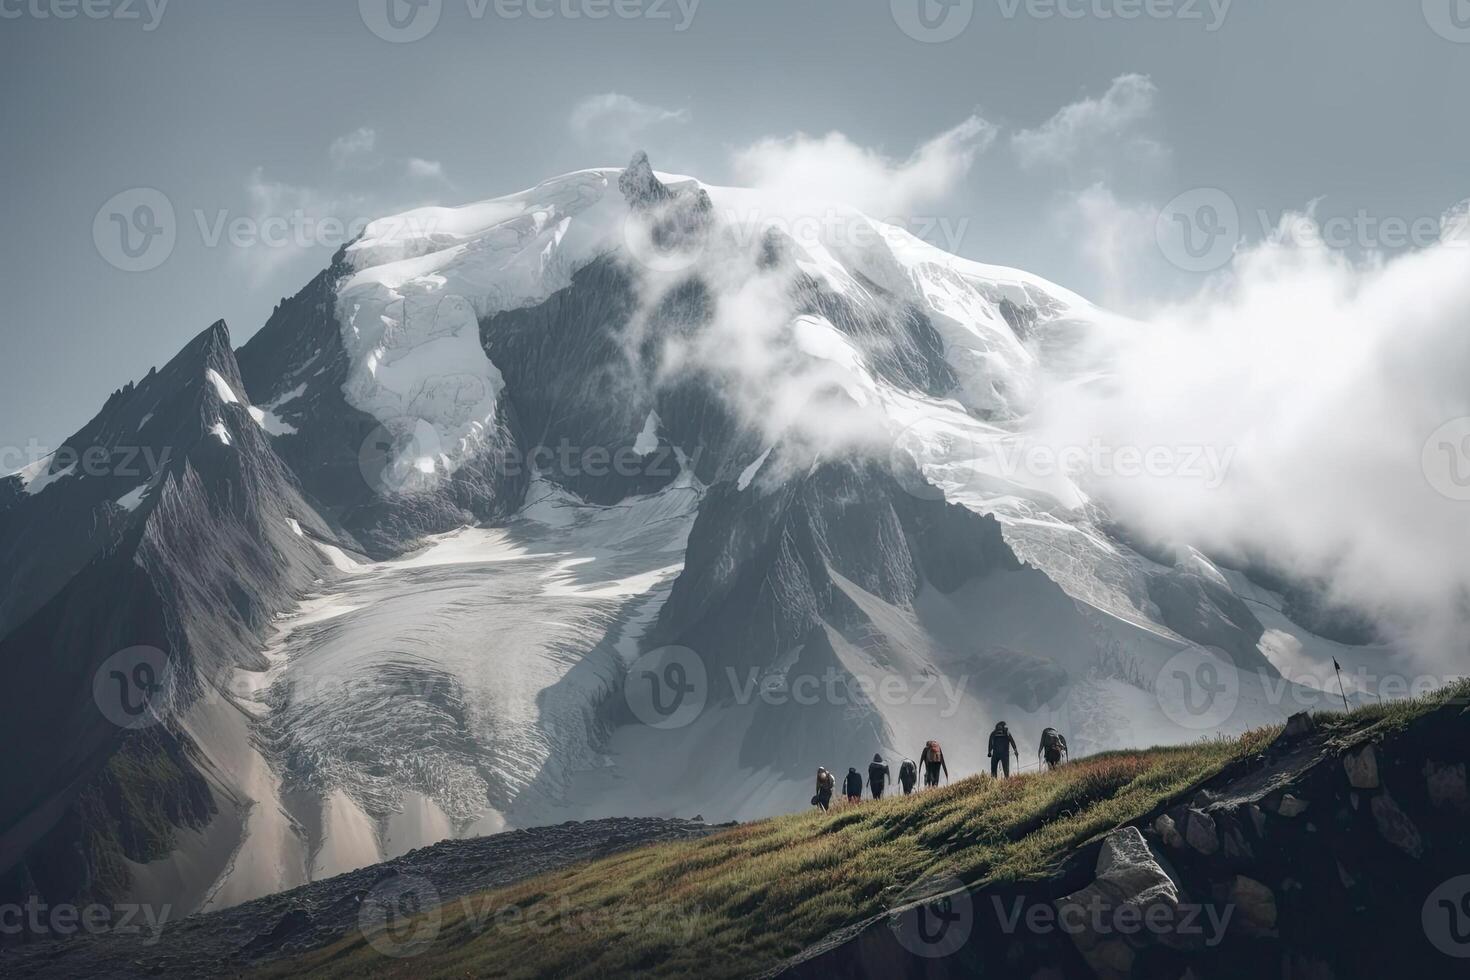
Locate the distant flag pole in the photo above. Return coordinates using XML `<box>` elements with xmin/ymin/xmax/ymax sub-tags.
<box><xmin>1333</xmin><ymin>658</ymin><xmax>1349</xmax><ymax>712</ymax></box>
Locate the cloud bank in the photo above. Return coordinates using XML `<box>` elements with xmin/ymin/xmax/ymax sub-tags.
<box><xmin>1036</xmin><ymin>209</ymin><xmax>1470</xmax><ymax>670</ymax></box>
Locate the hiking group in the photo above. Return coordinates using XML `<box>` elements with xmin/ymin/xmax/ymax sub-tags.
<box><xmin>811</xmin><ymin>723</ymin><xmax>1069</xmax><ymax>811</ymax></box>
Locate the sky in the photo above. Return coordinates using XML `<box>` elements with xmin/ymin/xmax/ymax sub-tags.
<box><xmin>1</xmin><ymin>0</ymin><xmax>1468</xmax><ymax>460</ymax></box>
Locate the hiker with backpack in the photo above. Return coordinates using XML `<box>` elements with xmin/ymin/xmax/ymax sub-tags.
<box><xmin>988</xmin><ymin>722</ymin><xmax>1020</xmax><ymax>778</ymax></box>
<box><xmin>898</xmin><ymin>758</ymin><xmax>918</xmax><ymax>795</ymax></box>
<box><xmin>867</xmin><ymin>754</ymin><xmax>891</xmax><ymax>799</ymax></box>
<box><xmin>812</xmin><ymin>767</ymin><xmax>835</xmax><ymax>811</ymax></box>
<box><xmin>844</xmin><ymin>767</ymin><xmax>863</xmax><ymax>803</ymax></box>
<box><xmin>1039</xmin><ymin>727</ymin><xmax>1069</xmax><ymax>770</ymax></box>
<box><xmin>918</xmin><ymin>739</ymin><xmax>948</xmax><ymax>788</ymax></box>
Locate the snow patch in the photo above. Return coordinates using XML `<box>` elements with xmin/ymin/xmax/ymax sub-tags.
<box><xmin>738</xmin><ymin>448</ymin><xmax>771</xmax><ymax>491</ymax></box>
<box><xmin>209</xmin><ymin>421</ymin><xmax>233</xmax><ymax>446</ymax></box>
<box><xmin>254</xmin><ymin>407</ymin><xmax>298</xmax><ymax>437</ymax></box>
<box><xmin>634</xmin><ymin>411</ymin><xmax>661</xmax><ymax>456</ymax></box>
<box><xmin>115</xmin><ymin>484</ymin><xmax>150</xmax><ymax>512</ymax></box>
<box><xmin>11</xmin><ymin>455</ymin><xmax>78</xmax><ymax>496</ymax></box>
<box><xmin>206</xmin><ymin>369</ymin><xmax>241</xmax><ymax>405</ymax></box>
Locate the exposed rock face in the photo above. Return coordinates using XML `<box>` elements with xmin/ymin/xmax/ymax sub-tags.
<box><xmin>0</xmin><ymin>322</ymin><xmax>339</xmax><ymax>912</ymax></box>
<box><xmin>618</xmin><ymin>150</ymin><xmax>675</xmax><ymax>210</ymax></box>
<box><xmin>618</xmin><ymin>150</ymin><xmax>713</xmax><ymax>257</ymax></box>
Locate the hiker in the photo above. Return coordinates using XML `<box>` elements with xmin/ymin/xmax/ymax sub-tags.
<box><xmin>844</xmin><ymin>767</ymin><xmax>863</xmax><ymax>803</ymax></box>
<box><xmin>988</xmin><ymin>722</ymin><xmax>1020</xmax><ymax>778</ymax></box>
<box><xmin>919</xmin><ymin>740</ymin><xmax>948</xmax><ymax>788</ymax></box>
<box><xmin>898</xmin><ymin>758</ymin><xmax>918</xmax><ymax>795</ymax></box>
<box><xmin>867</xmin><ymin>754</ymin><xmax>891</xmax><ymax>800</ymax></box>
<box><xmin>1039</xmin><ymin>727</ymin><xmax>1069</xmax><ymax>770</ymax></box>
<box><xmin>812</xmin><ymin>767</ymin><xmax>834</xmax><ymax>811</ymax></box>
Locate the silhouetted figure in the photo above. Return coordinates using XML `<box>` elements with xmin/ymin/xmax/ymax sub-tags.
<box><xmin>844</xmin><ymin>767</ymin><xmax>863</xmax><ymax>803</ymax></box>
<box><xmin>813</xmin><ymin>767</ymin><xmax>834</xmax><ymax>811</ymax></box>
<box><xmin>867</xmin><ymin>754</ymin><xmax>891</xmax><ymax>799</ymax></box>
<box><xmin>1039</xmin><ymin>727</ymin><xmax>1069</xmax><ymax>770</ymax></box>
<box><xmin>898</xmin><ymin>759</ymin><xmax>918</xmax><ymax>795</ymax></box>
<box><xmin>988</xmin><ymin>722</ymin><xmax>1019</xmax><ymax>778</ymax></box>
<box><xmin>919</xmin><ymin>740</ymin><xmax>948</xmax><ymax>788</ymax></box>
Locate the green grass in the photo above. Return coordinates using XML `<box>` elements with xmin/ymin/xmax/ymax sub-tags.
<box><xmin>270</xmin><ymin>681</ymin><xmax>1470</xmax><ymax>980</ymax></box>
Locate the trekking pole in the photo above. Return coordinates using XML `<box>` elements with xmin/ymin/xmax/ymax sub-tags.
<box><xmin>1333</xmin><ymin>658</ymin><xmax>1349</xmax><ymax>712</ymax></box>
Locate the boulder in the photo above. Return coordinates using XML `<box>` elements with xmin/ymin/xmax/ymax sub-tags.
<box><xmin>1424</xmin><ymin>760</ymin><xmax>1470</xmax><ymax>811</ymax></box>
<box><xmin>1227</xmin><ymin>875</ymin><xmax>1278</xmax><ymax>937</ymax></box>
<box><xmin>1055</xmin><ymin>827</ymin><xmax>1191</xmax><ymax>979</ymax></box>
<box><xmin>1184</xmin><ymin>809</ymin><xmax>1219</xmax><ymax>855</ymax></box>
<box><xmin>1370</xmin><ymin>792</ymin><xmax>1425</xmax><ymax>858</ymax></box>
<box><xmin>1275</xmin><ymin>794</ymin><xmax>1310</xmax><ymax>817</ymax></box>
<box><xmin>1221</xmin><ymin>816</ymin><xmax>1255</xmax><ymax>862</ymax></box>
<box><xmin>1283</xmin><ymin>712</ymin><xmax>1315</xmax><ymax>740</ymax></box>
<box><xmin>1342</xmin><ymin>744</ymin><xmax>1379</xmax><ymax>789</ymax></box>
<box><xmin>1154</xmin><ymin>813</ymin><xmax>1184</xmax><ymax>849</ymax></box>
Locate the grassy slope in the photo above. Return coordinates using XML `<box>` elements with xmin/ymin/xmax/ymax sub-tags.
<box><xmin>273</xmin><ymin>683</ymin><xmax>1469</xmax><ymax>980</ymax></box>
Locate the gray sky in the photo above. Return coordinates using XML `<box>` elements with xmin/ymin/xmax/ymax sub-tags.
<box><xmin>2</xmin><ymin>0</ymin><xmax>1468</xmax><ymax>456</ymax></box>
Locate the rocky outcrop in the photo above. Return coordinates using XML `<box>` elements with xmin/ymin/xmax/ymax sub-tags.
<box><xmin>780</xmin><ymin>696</ymin><xmax>1470</xmax><ymax>978</ymax></box>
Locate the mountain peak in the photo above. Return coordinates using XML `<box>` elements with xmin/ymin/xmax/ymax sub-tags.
<box><xmin>618</xmin><ymin>150</ymin><xmax>674</xmax><ymax>210</ymax></box>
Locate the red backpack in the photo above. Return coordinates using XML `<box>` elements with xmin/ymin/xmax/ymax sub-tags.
<box><xmin>925</xmin><ymin>739</ymin><xmax>943</xmax><ymax>762</ymax></box>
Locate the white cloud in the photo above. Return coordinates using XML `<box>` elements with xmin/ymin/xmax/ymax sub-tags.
<box><xmin>1013</xmin><ymin>74</ymin><xmax>1168</xmax><ymax>177</ymax></box>
<box><xmin>407</xmin><ymin>157</ymin><xmax>447</xmax><ymax>181</ymax></box>
<box><xmin>730</xmin><ymin>115</ymin><xmax>997</xmax><ymax>217</ymax></box>
<box><xmin>230</xmin><ymin>169</ymin><xmax>370</xmax><ymax>285</ymax></box>
<box><xmin>329</xmin><ymin>127</ymin><xmax>380</xmax><ymax>171</ymax></box>
<box><xmin>1036</xmin><ymin>208</ymin><xmax>1470</xmax><ymax>670</ymax></box>
<box><xmin>1052</xmin><ymin>182</ymin><xmax>1160</xmax><ymax>309</ymax></box>
<box><xmin>568</xmin><ymin>92</ymin><xmax>689</xmax><ymax>144</ymax></box>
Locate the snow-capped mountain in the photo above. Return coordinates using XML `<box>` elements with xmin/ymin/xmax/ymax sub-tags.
<box><xmin>0</xmin><ymin>155</ymin><xmax>1381</xmax><ymax>917</ymax></box>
